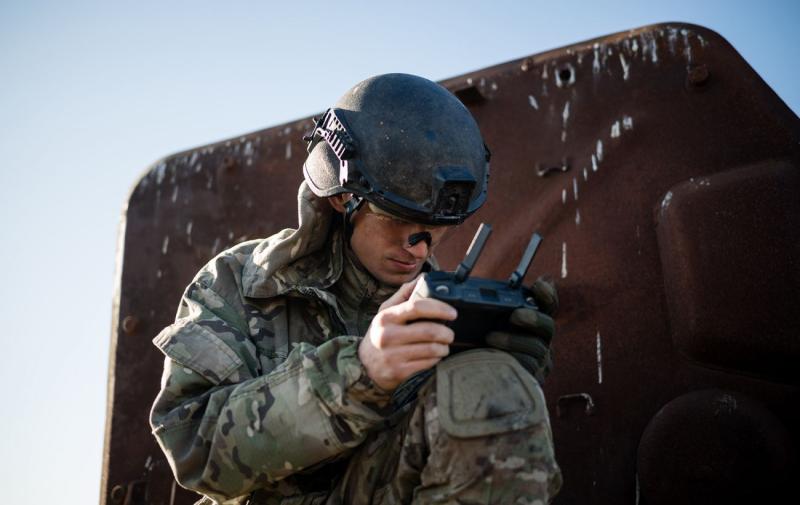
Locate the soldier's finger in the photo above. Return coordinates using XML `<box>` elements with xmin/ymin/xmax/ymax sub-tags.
<box><xmin>530</xmin><ymin>276</ymin><xmax>559</xmax><ymax>316</ymax></box>
<box><xmin>382</xmin><ymin>321</ymin><xmax>454</xmax><ymax>346</ymax></box>
<box><xmin>384</xmin><ymin>298</ymin><xmax>457</xmax><ymax>324</ymax></box>
<box><xmin>485</xmin><ymin>331</ymin><xmax>549</xmax><ymax>359</ymax></box>
<box><xmin>390</xmin><ymin>342</ymin><xmax>450</xmax><ymax>362</ymax></box>
<box><xmin>509</xmin><ymin>308</ymin><xmax>555</xmax><ymax>343</ymax></box>
<box><xmin>379</xmin><ymin>275</ymin><xmax>423</xmax><ymax>311</ymax></box>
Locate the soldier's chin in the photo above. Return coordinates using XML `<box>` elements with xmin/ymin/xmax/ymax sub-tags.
<box><xmin>379</xmin><ymin>268</ymin><xmax>421</xmax><ymax>287</ymax></box>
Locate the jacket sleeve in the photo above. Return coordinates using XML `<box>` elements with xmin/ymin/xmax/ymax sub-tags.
<box><xmin>149</xmin><ymin>267</ymin><xmax>392</xmax><ymax>502</ymax></box>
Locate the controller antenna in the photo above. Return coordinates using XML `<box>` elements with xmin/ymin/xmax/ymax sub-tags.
<box><xmin>508</xmin><ymin>233</ymin><xmax>543</xmax><ymax>288</ymax></box>
<box><xmin>454</xmin><ymin>223</ymin><xmax>492</xmax><ymax>283</ymax></box>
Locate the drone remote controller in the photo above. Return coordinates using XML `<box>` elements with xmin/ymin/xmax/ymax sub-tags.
<box><xmin>410</xmin><ymin>223</ymin><xmax>543</xmax><ymax>348</ymax></box>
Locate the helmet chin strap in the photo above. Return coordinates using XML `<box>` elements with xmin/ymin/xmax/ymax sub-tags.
<box><xmin>342</xmin><ymin>196</ymin><xmax>365</xmax><ymax>245</ymax></box>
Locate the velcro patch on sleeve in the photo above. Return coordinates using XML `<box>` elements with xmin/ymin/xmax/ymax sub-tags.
<box><xmin>153</xmin><ymin>319</ymin><xmax>243</xmax><ymax>385</ymax></box>
<box><xmin>436</xmin><ymin>349</ymin><xmax>546</xmax><ymax>438</ymax></box>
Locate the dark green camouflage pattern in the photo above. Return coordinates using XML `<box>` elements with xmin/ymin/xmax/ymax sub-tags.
<box><xmin>151</xmin><ymin>182</ymin><xmax>561</xmax><ymax>504</ymax></box>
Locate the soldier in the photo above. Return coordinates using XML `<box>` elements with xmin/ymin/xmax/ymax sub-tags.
<box><xmin>150</xmin><ymin>73</ymin><xmax>562</xmax><ymax>504</ymax></box>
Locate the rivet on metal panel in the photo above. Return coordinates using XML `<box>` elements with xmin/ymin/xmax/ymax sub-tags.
<box><xmin>124</xmin><ymin>480</ymin><xmax>148</xmax><ymax>505</ymax></box>
<box><xmin>555</xmin><ymin>63</ymin><xmax>576</xmax><ymax>88</ymax></box>
<box><xmin>221</xmin><ymin>156</ymin><xmax>238</xmax><ymax>172</ymax></box>
<box><xmin>121</xmin><ymin>316</ymin><xmax>139</xmax><ymax>336</ymax></box>
<box><xmin>110</xmin><ymin>485</ymin><xmax>125</xmax><ymax>504</ymax></box>
<box><xmin>452</xmin><ymin>83</ymin><xmax>486</xmax><ymax>105</ymax></box>
<box><xmin>687</xmin><ymin>64</ymin><xmax>710</xmax><ymax>87</ymax></box>
<box><xmin>557</xmin><ymin>393</ymin><xmax>596</xmax><ymax>418</ymax></box>
<box><xmin>536</xmin><ymin>161</ymin><xmax>570</xmax><ymax>177</ymax></box>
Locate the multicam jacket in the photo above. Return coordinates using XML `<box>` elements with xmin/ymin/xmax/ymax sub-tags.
<box><xmin>150</xmin><ymin>182</ymin><xmax>409</xmax><ymax>504</ymax></box>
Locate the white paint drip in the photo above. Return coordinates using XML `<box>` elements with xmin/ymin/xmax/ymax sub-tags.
<box><xmin>243</xmin><ymin>141</ymin><xmax>254</xmax><ymax>157</ymax></box>
<box><xmin>591</xmin><ymin>154</ymin><xmax>598</xmax><ymax>172</ymax></box>
<box><xmin>189</xmin><ymin>152</ymin><xmax>198</xmax><ymax>166</ymax></box>
<box><xmin>668</xmin><ymin>27</ymin><xmax>679</xmax><ymax>55</ymax></box>
<box><xmin>639</xmin><ymin>34</ymin><xmax>647</xmax><ymax>62</ymax></box>
<box><xmin>592</xmin><ymin>43</ymin><xmax>601</xmax><ymax>73</ymax></box>
<box><xmin>596</xmin><ymin>140</ymin><xmax>604</xmax><ymax>162</ymax></box>
<box><xmin>528</xmin><ymin>95</ymin><xmax>539</xmax><ymax>110</ymax></box>
<box><xmin>632</xmin><ymin>38</ymin><xmax>639</xmax><ymax>53</ymax></box>
<box><xmin>623</xmin><ymin>116</ymin><xmax>634</xmax><ymax>130</ymax></box>
<box><xmin>561</xmin><ymin>242</ymin><xmax>568</xmax><ymax>279</ymax></box>
<box><xmin>211</xmin><ymin>237</ymin><xmax>221</xmax><ymax>256</ymax></box>
<box><xmin>583</xmin><ymin>167</ymin><xmax>588</xmax><ymax>181</ymax></box>
<box><xmin>682</xmin><ymin>29</ymin><xmax>693</xmax><ymax>65</ymax></box>
<box><xmin>650</xmin><ymin>35</ymin><xmax>658</xmax><ymax>63</ymax></box>
<box><xmin>562</xmin><ymin>101</ymin><xmax>570</xmax><ymax>128</ymax></box>
<box><xmin>285</xmin><ymin>141</ymin><xmax>292</xmax><ymax>160</ymax></box>
<box><xmin>562</xmin><ymin>188</ymin><xmax>567</xmax><ymax>204</ymax></box>
<box><xmin>641</xmin><ymin>33</ymin><xmax>658</xmax><ymax>63</ymax></box>
<box><xmin>155</xmin><ymin>162</ymin><xmax>166</xmax><ymax>185</ymax></box>
<box><xmin>611</xmin><ymin>121</ymin><xmax>621</xmax><ymax>138</ymax></box>
<box><xmin>619</xmin><ymin>53</ymin><xmax>630</xmax><ymax>80</ymax></box>
<box><xmin>541</xmin><ymin>65</ymin><xmax>548</xmax><ymax>79</ymax></box>
<box><xmin>561</xmin><ymin>131</ymin><xmax>567</xmax><ymax>143</ymax></box>
<box><xmin>572</xmin><ymin>177</ymin><xmax>579</xmax><ymax>201</ymax></box>
<box><xmin>575</xmin><ymin>208</ymin><xmax>581</xmax><ymax>226</ymax></box>
<box><xmin>661</xmin><ymin>191</ymin><xmax>673</xmax><ymax>213</ymax></box>
<box><xmin>186</xmin><ymin>220</ymin><xmax>193</xmax><ymax>236</ymax></box>
<box><xmin>156</xmin><ymin>269</ymin><xmax>162</xmax><ymax>279</ymax></box>
<box><xmin>171</xmin><ymin>185</ymin><xmax>179</xmax><ymax>203</ymax></box>
<box><xmin>195</xmin><ymin>162</ymin><xmax>202</xmax><ymax>173</ymax></box>
<box><xmin>161</xmin><ymin>236</ymin><xmax>170</xmax><ymax>255</ymax></box>
<box><xmin>596</xmin><ymin>331</ymin><xmax>603</xmax><ymax>384</ymax></box>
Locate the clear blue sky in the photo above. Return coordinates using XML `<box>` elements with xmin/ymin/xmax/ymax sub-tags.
<box><xmin>1</xmin><ymin>0</ymin><xmax>797</xmax><ymax>502</ymax></box>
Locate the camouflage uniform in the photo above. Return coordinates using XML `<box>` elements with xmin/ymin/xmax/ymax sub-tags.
<box><xmin>150</xmin><ymin>182</ymin><xmax>562</xmax><ymax>504</ymax></box>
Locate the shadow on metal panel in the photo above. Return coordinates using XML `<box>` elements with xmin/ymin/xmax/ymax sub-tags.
<box><xmin>102</xmin><ymin>22</ymin><xmax>800</xmax><ymax>505</ymax></box>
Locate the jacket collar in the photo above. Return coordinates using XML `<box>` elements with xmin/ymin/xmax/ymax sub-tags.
<box><xmin>242</xmin><ymin>182</ymin><xmax>439</xmax><ymax>300</ymax></box>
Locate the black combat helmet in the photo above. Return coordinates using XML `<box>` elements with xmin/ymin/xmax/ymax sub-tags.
<box><xmin>303</xmin><ymin>73</ymin><xmax>490</xmax><ymax>225</ymax></box>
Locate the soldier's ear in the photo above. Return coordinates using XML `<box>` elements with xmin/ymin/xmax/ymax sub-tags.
<box><xmin>327</xmin><ymin>194</ymin><xmax>352</xmax><ymax>214</ymax></box>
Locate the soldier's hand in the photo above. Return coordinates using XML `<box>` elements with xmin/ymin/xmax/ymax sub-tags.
<box><xmin>485</xmin><ymin>277</ymin><xmax>558</xmax><ymax>384</ymax></box>
<box><xmin>359</xmin><ymin>278</ymin><xmax>457</xmax><ymax>391</ymax></box>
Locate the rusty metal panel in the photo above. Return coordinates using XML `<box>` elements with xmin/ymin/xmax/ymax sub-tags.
<box><xmin>657</xmin><ymin>160</ymin><xmax>800</xmax><ymax>382</ymax></box>
<box><xmin>102</xmin><ymin>23</ymin><xmax>800</xmax><ymax>504</ymax></box>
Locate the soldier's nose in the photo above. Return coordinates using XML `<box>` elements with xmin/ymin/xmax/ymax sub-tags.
<box><xmin>407</xmin><ymin>231</ymin><xmax>432</xmax><ymax>248</ymax></box>
<box><xmin>405</xmin><ymin>231</ymin><xmax>431</xmax><ymax>258</ymax></box>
